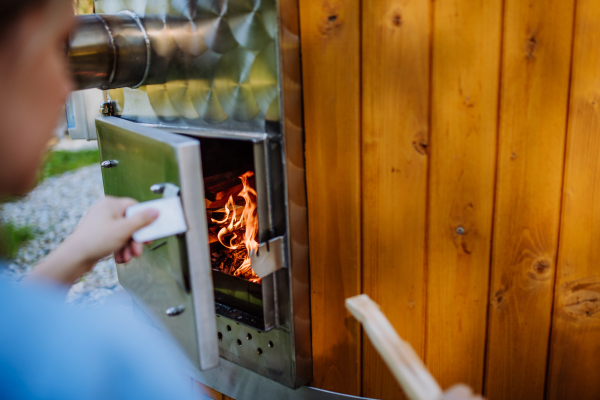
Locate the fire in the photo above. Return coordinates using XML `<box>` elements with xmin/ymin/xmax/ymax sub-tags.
<box><xmin>210</xmin><ymin>171</ymin><xmax>261</xmax><ymax>283</ymax></box>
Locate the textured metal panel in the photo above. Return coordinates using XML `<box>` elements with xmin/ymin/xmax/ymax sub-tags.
<box><xmin>95</xmin><ymin>0</ymin><xmax>280</xmax><ymax>133</ymax></box>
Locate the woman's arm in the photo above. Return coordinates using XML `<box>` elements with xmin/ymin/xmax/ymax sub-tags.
<box><xmin>27</xmin><ymin>196</ymin><xmax>158</xmax><ymax>285</ymax></box>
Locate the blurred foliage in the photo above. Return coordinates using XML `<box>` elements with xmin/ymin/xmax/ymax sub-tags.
<box><xmin>74</xmin><ymin>0</ymin><xmax>94</xmax><ymax>15</ymax></box>
<box><xmin>40</xmin><ymin>149</ymin><xmax>100</xmax><ymax>181</ymax></box>
<box><xmin>0</xmin><ymin>222</ymin><xmax>35</xmax><ymax>260</ymax></box>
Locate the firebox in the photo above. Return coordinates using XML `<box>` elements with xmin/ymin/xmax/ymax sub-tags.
<box><xmin>67</xmin><ymin>0</ymin><xmax>312</xmax><ymax>391</ymax></box>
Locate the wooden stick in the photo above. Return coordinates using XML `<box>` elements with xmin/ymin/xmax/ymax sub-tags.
<box><xmin>346</xmin><ymin>294</ymin><xmax>443</xmax><ymax>400</ymax></box>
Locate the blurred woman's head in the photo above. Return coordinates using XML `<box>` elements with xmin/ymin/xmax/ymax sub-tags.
<box><xmin>0</xmin><ymin>0</ymin><xmax>74</xmax><ymax>195</ymax></box>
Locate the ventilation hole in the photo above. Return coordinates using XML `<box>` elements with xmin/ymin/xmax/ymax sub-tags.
<box><xmin>257</xmin><ymin>348</ymin><xmax>263</xmax><ymax>355</ymax></box>
<box><xmin>226</xmin><ymin>325</ymin><xmax>231</xmax><ymax>332</ymax></box>
<box><xmin>246</xmin><ymin>333</ymin><xmax>252</xmax><ymax>340</ymax></box>
<box><xmin>237</xmin><ymin>339</ymin><xmax>242</xmax><ymax>346</ymax></box>
<box><xmin>217</xmin><ymin>332</ymin><xmax>223</xmax><ymax>340</ymax></box>
<box><xmin>268</xmin><ymin>341</ymin><xmax>274</xmax><ymax>348</ymax></box>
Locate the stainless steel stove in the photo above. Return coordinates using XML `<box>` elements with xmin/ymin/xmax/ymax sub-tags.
<box><xmin>66</xmin><ymin>0</ymin><xmax>310</xmax><ymax>390</ymax></box>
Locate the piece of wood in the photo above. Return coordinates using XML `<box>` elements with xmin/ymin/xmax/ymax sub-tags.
<box><xmin>426</xmin><ymin>0</ymin><xmax>502</xmax><ymax>392</ymax></box>
<box><xmin>361</xmin><ymin>1</ymin><xmax>430</xmax><ymax>398</ymax></box>
<box><xmin>484</xmin><ymin>0</ymin><xmax>575</xmax><ymax>399</ymax></box>
<box><xmin>299</xmin><ymin>0</ymin><xmax>362</xmax><ymax>395</ymax></box>
<box><xmin>547</xmin><ymin>2</ymin><xmax>600</xmax><ymax>398</ymax></box>
<box><xmin>347</xmin><ymin>295</ymin><xmax>442</xmax><ymax>400</ymax></box>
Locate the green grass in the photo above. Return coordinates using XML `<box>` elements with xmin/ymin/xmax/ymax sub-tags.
<box><xmin>0</xmin><ymin>222</ymin><xmax>35</xmax><ymax>259</ymax></box>
<box><xmin>39</xmin><ymin>149</ymin><xmax>100</xmax><ymax>181</ymax></box>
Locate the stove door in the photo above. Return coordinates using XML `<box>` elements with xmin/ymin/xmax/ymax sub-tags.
<box><xmin>96</xmin><ymin>116</ymin><xmax>219</xmax><ymax>371</ymax></box>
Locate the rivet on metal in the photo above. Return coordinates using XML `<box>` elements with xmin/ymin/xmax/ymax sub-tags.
<box><xmin>100</xmin><ymin>160</ymin><xmax>118</xmax><ymax>169</ymax></box>
<box><xmin>165</xmin><ymin>304</ymin><xmax>185</xmax><ymax>316</ymax></box>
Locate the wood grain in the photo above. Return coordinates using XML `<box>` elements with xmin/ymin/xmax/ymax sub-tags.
<box><xmin>298</xmin><ymin>0</ymin><xmax>362</xmax><ymax>394</ymax></box>
<box><xmin>361</xmin><ymin>0</ymin><xmax>430</xmax><ymax>398</ymax></box>
<box><xmin>547</xmin><ymin>1</ymin><xmax>600</xmax><ymax>398</ymax></box>
<box><xmin>484</xmin><ymin>0</ymin><xmax>575</xmax><ymax>399</ymax></box>
<box><xmin>426</xmin><ymin>0</ymin><xmax>502</xmax><ymax>393</ymax></box>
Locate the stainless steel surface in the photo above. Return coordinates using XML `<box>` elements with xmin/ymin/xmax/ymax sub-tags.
<box><xmin>96</xmin><ymin>116</ymin><xmax>219</xmax><ymax>371</ymax></box>
<box><xmin>166</xmin><ymin>304</ymin><xmax>186</xmax><ymax>316</ymax></box>
<box><xmin>69</xmin><ymin>13</ymin><xmax>150</xmax><ymax>90</ymax></box>
<box><xmin>100</xmin><ymin>160</ymin><xmax>118</xmax><ymax>168</ymax></box>
<box><xmin>73</xmin><ymin>0</ymin><xmax>282</xmax><ymax>133</ymax></box>
<box><xmin>251</xmin><ymin>236</ymin><xmax>284</xmax><ymax>278</ymax></box>
<box><xmin>125</xmin><ymin>290</ymin><xmax>371</xmax><ymax>400</ymax></box>
<box><xmin>276</xmin><ymin>0</ymin><xmax>313</xmax><ymax>386</ymax></box>
<box><xmin>188</xmin><ymin>357</ymin><xmax>376</xmax><ymax>400</ymax></box>
<box><xmin>89</xmin><ymin>0</ymin><xmax>312</xmax><ymax>389</ymax></box>
<box><xmin>214</xmin><ymin>315</ymin><xmax>295</xmax><ymax>387</ymax></box>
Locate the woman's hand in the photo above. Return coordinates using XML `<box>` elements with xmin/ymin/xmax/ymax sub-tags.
<box><xmin>27</xmin><ymin>196</ymin><xmax>158</xmax><ymax>285</ymax></box>
<box><xmin>69</xmin><ymin>197</ymin><xmax>158</xmax><ymax>264</ymax></box>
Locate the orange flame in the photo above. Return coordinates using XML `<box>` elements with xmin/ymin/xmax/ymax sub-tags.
<box><xmin>210</xmin><ymin>171</ymin><xmax>260</xmax><ymax>281</ymax></box>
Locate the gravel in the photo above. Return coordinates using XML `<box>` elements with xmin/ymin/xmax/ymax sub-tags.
<box><xmin>0</xmin><ymin>161</ymin><xmax>123</xmax><ymax>305</ymax></box>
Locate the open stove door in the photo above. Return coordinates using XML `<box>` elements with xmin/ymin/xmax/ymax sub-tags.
<box><xmin>96</xmin><ymin>116</ymin><xmax>219</xmax><ymax>371</ymax></box>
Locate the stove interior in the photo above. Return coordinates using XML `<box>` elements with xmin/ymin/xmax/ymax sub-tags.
<box><xmin>200</xmin><ymin>138</ymin><xmax>266</xmax><ymax>329</ymax></box>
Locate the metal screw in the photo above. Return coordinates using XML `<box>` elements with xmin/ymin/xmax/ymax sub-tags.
<box><xmin>165</xmin><ymin>304</ymin><xmax>185</xmax><ymax>316</ymax></box>
<box><xmin>100</xmin><ymin>160</ymin><xmax>118</xmax><ymax>169</ymax></box>
<box><xmin>456</xmin><ymin>226</ymin><xmax>465</xmax><ymax>235</ymax></box>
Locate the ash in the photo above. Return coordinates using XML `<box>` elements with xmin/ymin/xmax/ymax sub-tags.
<box><xmin>0</xmin><ymin>164</ymin><xmax>122</xmax><ymax>305</ymax></box>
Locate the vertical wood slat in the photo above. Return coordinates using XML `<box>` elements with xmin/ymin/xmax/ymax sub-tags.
<box><xmin>426</xmin><ymin>0</ymin><xmax>502</xmax><ymax>393</ymax></box>
<box><xmin>361</xmin><ymin>0</ymin><xmax>430</xmax><ymax>398</ymax></box>
<box><xmin>298</xmin><ymin>0</ymin><xmax>362</xmax><ymax>395</ymax></box>
<box><xmin>548</xmin><ymin>2</ymin><xmax>600</xmax><ymax>399</ymax></box>
<box><xmin>484</xmin><ymin>0</ymin><xmax>575</xmax><ymax>399</ymax></box>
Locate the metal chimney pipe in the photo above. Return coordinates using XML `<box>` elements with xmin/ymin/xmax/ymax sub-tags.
<box><xmin>67</xmin><ymin>12</ymin><xmax>150</xmax><ymax>90</ymax></box>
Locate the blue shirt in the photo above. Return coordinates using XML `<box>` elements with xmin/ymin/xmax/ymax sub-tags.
<box><xmin>0</xmin><ymin>275</ymin><xmax>193</xmax><ymax>400</ymax></box>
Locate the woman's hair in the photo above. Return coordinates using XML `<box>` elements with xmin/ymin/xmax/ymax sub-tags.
<box><xmin>0</xmin><ymin>0</ymin><xmax>50</xmax><ymax>40</ymax></box>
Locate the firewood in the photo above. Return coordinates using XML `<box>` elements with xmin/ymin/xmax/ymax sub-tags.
<box><xmin>205</xmin><ymin>175</ymin><xmax>256</xmax><ymax>202</ymax></box>
<box><xmin>346</xmin><ymin>295</ymin><xmax>442</xmax><ymax>400</ymax></box>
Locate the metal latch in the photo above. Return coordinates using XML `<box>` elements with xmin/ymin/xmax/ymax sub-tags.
<box><xmin>250</xmin><ymin>237</ymin><xmax>285</xmax><ymax>278</ymax></box>
<box><xmin>150</xmin><ymin>183</ymin><xmax>180</xmax><ymax>198</ymax></box>
<box><xmin>99</xmin><ymin>101</ymin><xmax>115</xmax><ymax>116</ymax></box>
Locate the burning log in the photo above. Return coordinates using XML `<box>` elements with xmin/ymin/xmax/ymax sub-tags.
<box><xmin>206</xmin><ymin>171</ymin><xmax>261</xmax><ymax>283</ymax></box>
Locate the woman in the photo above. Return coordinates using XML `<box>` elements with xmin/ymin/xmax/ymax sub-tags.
<box><xmin>0</xmin><ymin>0</ymin><xmax>481</xmax><ymax>398</ymax></box>
<box><xmin>0</xmin><ymin>1</ymin><xmax>194</xmax><ymax>399</ymax></box>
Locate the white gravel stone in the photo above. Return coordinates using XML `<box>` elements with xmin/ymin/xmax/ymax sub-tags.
<box><xmin>52</xmin><ymin>137</ymin><xmax>98</xmax><ymax>152</ymax></box>
<box><xmin>0</xmin><ymin>161</ymin><xmax>123</xmax><ymax>305</ymax></box>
